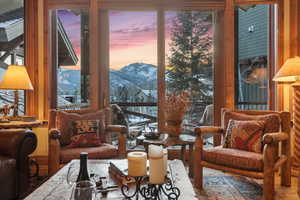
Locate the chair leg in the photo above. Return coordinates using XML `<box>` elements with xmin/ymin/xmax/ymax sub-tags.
<box><xmin>281</xmin><ymin>159</ymin><xmax>291</xmax><ymax>187</ymax></box>
<box><xmin>263</xmin><ymin>170</ymin><xmax>274</xmax><ymax>200</ymax></box>
<box><xmin>194</xmin><ymin>165</ymin><xmax>203</xmax><ymax>189</ymax></box>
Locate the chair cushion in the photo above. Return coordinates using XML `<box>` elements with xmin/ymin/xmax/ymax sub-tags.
<box><xmin>223</xmin><ymin>120</ymin><xmax>265</xmax><ymax>153</ymax></box>
<box><xmin>222</xmin><ymin>110</ymin><xmax>280</xmax><ymax>134</ymax></box>
<box><xmin>56</xmin><ymin>110</ymin><xmax>106</xmax><ymax>145</ymax></box>
<box><xmin>67</xmin><ymin>120</ymin><xmax>102</xmax><ymax>148</ymax></box>
<box><xmin>60</xmin><ymin>144</ymin><xmax>118</xmax><ymax>163</ymax></box>
<box><xmin>202</xmin><ymin>146</ymin><xmax>264</xmax><ymax>172</ymax></box>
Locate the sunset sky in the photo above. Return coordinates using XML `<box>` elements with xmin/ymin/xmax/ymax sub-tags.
<box><xmin>58</xmin><ymin>10</ymin><xmax>176</xmax><ymax>70</ymax></box>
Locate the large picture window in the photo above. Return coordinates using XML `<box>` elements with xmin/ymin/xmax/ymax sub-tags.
<box><xmin>0</xmin><ymin>0</ymin><xmax>25</xmax><ymax>114</ymax></box>
<box><xmin>54</xmin><ymin>9</ymin><xmax>90</xmax><ymax>109</ymax></box>
<box><xmin>235</xmin><ymin>5</ymin><xmax>276</xmax><ymax>110</ymax></box>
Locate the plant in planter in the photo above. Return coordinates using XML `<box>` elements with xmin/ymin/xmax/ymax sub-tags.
<box><xmin>164</xmin><ymin>92</ymin><xmax>191</xmax><ymax>137</ymax></box>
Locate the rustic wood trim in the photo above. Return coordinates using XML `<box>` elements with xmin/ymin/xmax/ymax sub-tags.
<box><xmin>235</xmin><ymin>0</ymin><xmax>278</xmax><ymax>5</ymax></box>
<box><xmin>268</xmin><ymin>5</ymin><xmax>276</xmax><ymax>110</ymax></box>
<box><xmin>213</xmin><ymin>11</ymin><xmax>225</xmax><ymax>126</ymax></box>
<box><xmin>25</xmin><ymin>0</ymin><xmax>47</xmax><ymax>119</ymax></box>
<box><xmin>157</xmin><ymin>9</ymin><xmax>165</xmax><ymax>132</ymax></box>
<box><xmin>48</xmin><ymin>11</ymin><xmax>58</xmax><ymax>110</ymax></box>
<box><xmin>89</xmin><ymin>0</ymin><xmax>101</xmax><ymax>110</ymax></box>
<box><xmin>98</xmin><ymin>0</ymin><xmax>225</xmax><ymax>10</ymax></box>
<box><xmin>224</xmin><ymin>0</ymin><xmax>235</xmax><ymax>109</ymax></box>
<box><xmin>289</xmin><ymin>0</ymin><xmax>299</xmax><ymax>57</ymax></box>
<box><xmin>47</xmin><ymin>0</ymin><xmax>89</xmax><ymax>10</ymax></box>
<box><xmin>98</xmin><ymin>9</ymin><xmax>109</xmax><ymax>109</ymax></box>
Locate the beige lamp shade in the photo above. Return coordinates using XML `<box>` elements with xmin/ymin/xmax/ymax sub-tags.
<box><xmin>0</xmin><ymin>65</ymin><xmax>33</xmax><ymax>90</ymax></box>
<box><xmin>273</xmin><ymin>57</ymin><xmax>300</xmax><ymax>82</ymax></box>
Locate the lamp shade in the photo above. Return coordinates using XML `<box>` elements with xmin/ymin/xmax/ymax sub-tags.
<box><xmin>273</xmin><ymin>57</ymin><xmax>300</xmax><ymax>82</ymax></box>
<box><xmin>0</xmin><ymin>65</ymin><xmax>33</xmax><ymax>90</ymax></box>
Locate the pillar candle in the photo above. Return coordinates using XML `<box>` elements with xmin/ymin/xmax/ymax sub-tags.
<box><xmin>163</xmin><ymin>148</ymin><xmax>168</xmax><ymax>176</ymax></box>
<box><xmin>149</xmin><ymin>145</ymin><xmax>164</xmax><ymax>184</ymax></box>
<box><xmin>128</xmin><ymin>152</ymin><xmax>147</xmax><ymax>177</ymax></box>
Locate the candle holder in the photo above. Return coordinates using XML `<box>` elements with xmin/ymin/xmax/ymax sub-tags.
<box><xmin>121</xmin><ymin>176</ymin><xmax>180</xmax><ymax>200</ymax></box>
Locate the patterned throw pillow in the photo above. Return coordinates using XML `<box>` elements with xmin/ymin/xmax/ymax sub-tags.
<box><xmin>67</xmin><ymin>120</ymin><xmax>102</xmax><ymax>148</ymax></box>
<box><xmin>223</xmin><ymin>120</ymin><xmax>265</xmax><ymax>153</ymax></box>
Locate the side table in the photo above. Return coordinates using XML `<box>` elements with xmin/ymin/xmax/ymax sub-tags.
<box><xmin>0</xmin><ymin>120</ymin><xmax>43</xmax><ymax>129</ymax></box>
<box><xmin>143</xmin><ymin>134</ymin><xmax>196</xmax><ymax>177</ymax></box>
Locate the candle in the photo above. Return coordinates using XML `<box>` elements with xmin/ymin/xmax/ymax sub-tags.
<box><xmin>163</xmin><ymin>148</ymin><xmax>168</xmax><ymax>176</ymax></box>
<box><xmin>149</xmin><ymin>145</ymin><xmax>164</xmax><ymax>184</ymax></box>
<box><xmin>128</xmin><ymin>152</ymin><xmax>147</xmax><ymax>177</ymax></box>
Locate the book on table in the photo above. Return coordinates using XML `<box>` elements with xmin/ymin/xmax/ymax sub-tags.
<box><xmin>108</xmin><ymin>160</ymin><xmax>135</xmax><ymax>184</ymax></box>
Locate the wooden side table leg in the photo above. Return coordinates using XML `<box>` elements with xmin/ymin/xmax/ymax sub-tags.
<box><xmin>189</xmin><ymin>144</ymin><xmax>194</xmax><ymax>177</ymax></box>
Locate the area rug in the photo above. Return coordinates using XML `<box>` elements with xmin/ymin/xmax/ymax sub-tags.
<box><xmin>195</xmin><ymin>168</ymin><xmax>263</xmax><ymax>200</ymax></box>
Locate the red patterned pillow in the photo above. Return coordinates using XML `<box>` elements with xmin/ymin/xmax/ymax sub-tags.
<box><xmin>56</xmin><ymin>110</ymin><xmax>106</xmax><ymax>145</ymax></box>
<box><xmin>67</xmin><ymin>120</ymin><xmax>102</xmax><ymax>148</ymax></box>
<box><xmin>223</xmin><ymin>120</ymin><xmax>265</xmax><ymax>153</ymax></box>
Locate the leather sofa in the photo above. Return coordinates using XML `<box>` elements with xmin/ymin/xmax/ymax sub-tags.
<box><xmin>0</xmin><ymin>129</ymin><xmax>37</xmax><ymax>200</ymax></box>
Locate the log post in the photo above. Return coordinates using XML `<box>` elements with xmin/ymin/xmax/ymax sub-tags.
<box><xmin>263</xmin><ymin>143</ymin><xmax>276</xmax><ymax>200</ymax></box>
<box><xmin>193</xmin><ymin>136</ymin><xmax>203</xmax><ymax>189</ymax></box>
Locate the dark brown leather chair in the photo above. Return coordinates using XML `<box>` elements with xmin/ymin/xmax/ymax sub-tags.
<box><xmin>0</xmin><ymin>129</ymin><xmax>37</xmax><ymax>200</ymax></box>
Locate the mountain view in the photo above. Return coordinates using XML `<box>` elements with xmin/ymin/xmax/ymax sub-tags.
<box><xmin>58</xmin><ymin>62</ymin><xmax>158</xmax><ymax>104</ymax></box>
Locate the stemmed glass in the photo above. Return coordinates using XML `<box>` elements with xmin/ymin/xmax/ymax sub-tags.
<box><xmin>66</xmin><ymin>162</ymin><xmax>80</xmax><ymax>186</ymax></box>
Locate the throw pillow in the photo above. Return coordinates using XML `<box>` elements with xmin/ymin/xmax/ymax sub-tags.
<box><xmin>223</xmin><ymin>120</ymin><xmax>265</xmax><ymax>153</ymax></box>
<box><xmin>67</xmin><ymin>120</ymin><xmax>102</xmax><ymax>148</ymax></box>
<box><xmin>56</xmin><ymin>110</ymin><xmax>106</xmax><ymax>145</ymax></box>
<box><xmin>222</xmin><ymin>109</ymin><xmax>280</xmax><ymax>133</ymax></box>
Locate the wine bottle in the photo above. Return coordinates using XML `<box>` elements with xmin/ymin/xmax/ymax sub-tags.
<box><xmin>77</xmin><ymin>152</ymin><xmax>90</xmax><ymax>182</ymax></box>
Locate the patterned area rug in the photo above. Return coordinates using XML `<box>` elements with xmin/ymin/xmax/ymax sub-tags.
<box><xmin>196</xmin><ymin>168</ymin><xmax>263</xmax><ymax>200</ymax></box>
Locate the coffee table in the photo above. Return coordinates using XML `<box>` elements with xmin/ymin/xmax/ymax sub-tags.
<box><xmin>25</xmin><ymin>159</ymin><xmax>197</xmax><ymax>200</ymax></box>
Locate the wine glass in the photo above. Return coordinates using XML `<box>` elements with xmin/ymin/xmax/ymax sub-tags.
<box><xmin>70</xmin><ymin>180</ymin><xmax>98</xmax><ymax>200</ymax></box>
<box><xmin>66</xmin><ymin>162</ymin><xmax>79</xmax><ymax>186</ymax></box>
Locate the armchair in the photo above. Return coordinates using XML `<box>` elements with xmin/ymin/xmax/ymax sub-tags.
<box><xmin>48</xmin><ymin>108</ymin><xmax>127</xmax><ymax>176</ymax></box>
<box><xmin>0</xmin><ymin>129</ymin><xmax>37</xmax><ymax>200</ymax></box>
<box><xmin>193</xmin><ymin>109</ymin><xmax>291</xmax><ymax>200</ymax></box>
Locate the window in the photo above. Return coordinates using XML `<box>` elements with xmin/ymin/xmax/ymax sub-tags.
<box><xmin>109</xmin><ymin>11</ymin><xmax>158</xmax><ymax>132</ymax></box>
<box><xmin>165</xmin><ymin>11</ymin><xmax>214</xmax><ymax>127</ymax></box>
<box><xmin>0</xmin><ymin>0</ymin><xmax>25</xmax><ymax>114</ymax></box>
<box><xmin>235</xmin><ymin>5</ymin><xmax>276</xmax><ymax>110</ymax></box>
<box><xmin>55</xmin><ymin>9</ymin><xmax>90</xmax><ymax>109</ymax></box>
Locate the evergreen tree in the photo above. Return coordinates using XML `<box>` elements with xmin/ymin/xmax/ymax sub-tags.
<box><xmin>167</xmin><ymin>11</ymin><xmax>213</xmax><ymax>103</ymax></box>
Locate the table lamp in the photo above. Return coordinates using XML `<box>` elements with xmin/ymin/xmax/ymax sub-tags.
<box><xmin>273</xmin><ymin>56</ymin><xmax>300</xmax><ymax>176</ymax></box>
<box><xmin>0</xmin><ymin>65</ymin><xmax>33</xmax><ymax>119</ymax></box>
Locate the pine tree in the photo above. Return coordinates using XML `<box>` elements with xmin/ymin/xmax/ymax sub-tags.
<box><xmin>167</xmin><ymin>11</ymin><xmax>213</xmax><ymax>103</ymax></box>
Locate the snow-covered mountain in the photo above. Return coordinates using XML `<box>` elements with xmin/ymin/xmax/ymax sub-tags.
<box><xmin>57</xmin><ymin>62</ymin><xmax>158</xmax><ymax>96</ymax></box>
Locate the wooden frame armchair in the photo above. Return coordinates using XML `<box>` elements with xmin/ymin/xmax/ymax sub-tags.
<box><xmin>193</xmin><ymin>109</ymin><xmax>291</xmax><ymax>200</ymax></box>
<box><xmin>48</xmin><ymin>108</ymin><xmax>127</xmax><ymax>176</ymax></box>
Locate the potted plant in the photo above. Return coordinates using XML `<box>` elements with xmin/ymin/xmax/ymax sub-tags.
<box><xmin>164</xmin><ymin>92</ymin><xmax>191</xmax><ymax>137</ymax></box>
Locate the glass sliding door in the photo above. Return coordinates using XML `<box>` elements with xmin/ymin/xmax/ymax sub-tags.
<box><xmin>235</xmin><ymin>5</ymin><xmax>276</xmax><ymax>110</ymax></box>
<box><xmin>55</xmin><ymin>9</ymin><xmax>90</xmax><ymax>109</ymax></box>
<box><xmin>165</xmin><ymin>11</ymin><xmax>214</xmax><ymax>129</ymax></box>
<box><xmin>109</xmin><ymin>11</ymin><xmax>158</xmax><ymax>133</ymax></box>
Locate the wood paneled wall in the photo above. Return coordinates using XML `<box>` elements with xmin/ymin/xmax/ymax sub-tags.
<box><xmin>25</xmin><ymin>0</ymin><xmax>47</xmax><ymax>120</ymax></box>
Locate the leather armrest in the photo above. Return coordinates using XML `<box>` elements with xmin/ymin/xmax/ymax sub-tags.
<box><xmin>106</xmin><ymin>125</ymin><xmax>127</xmax><ymax>135</ymax></box>
<box><xmin>0</xmin><ymin>129</ymin><xmax>37</xmax><ymax>159</ymax></box>
<box><xmin>49</xmin><ymin>128</ymin><xmax>61</xmax><ymax>140</ymax></box>
<box><xmin>263</xmin><ymin>132</ymin><xmax>289</xmax><ymax>144</ymax></box>
<box><xmin>195</xmin><ymin>126</ymin><xmax>224</xmax><ymax>136</ymax></box>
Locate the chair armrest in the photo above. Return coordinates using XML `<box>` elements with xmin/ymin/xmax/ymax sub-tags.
<box><xmin>49</xmin><ymin>128</ymin><xmax>61</xmax><ymax>140</ymax></box>
<box><xmin>263</xmin><ymin>132</ymin><xmax>289</xmax><ymax>144</ymax></box>
<box><xmin>0</xmin><ymin>129</ymin><xmax>37</xmax><ymax>159</ymax></box>
<box><xmin>195</xmin><ymin>126</ymin><xmax>224</xmax><ymax>136</ymax></box>
<box><xmin>106</xmin><ymin>125</ymin><xmax>127</xmax><ymax>135</ymax></box>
